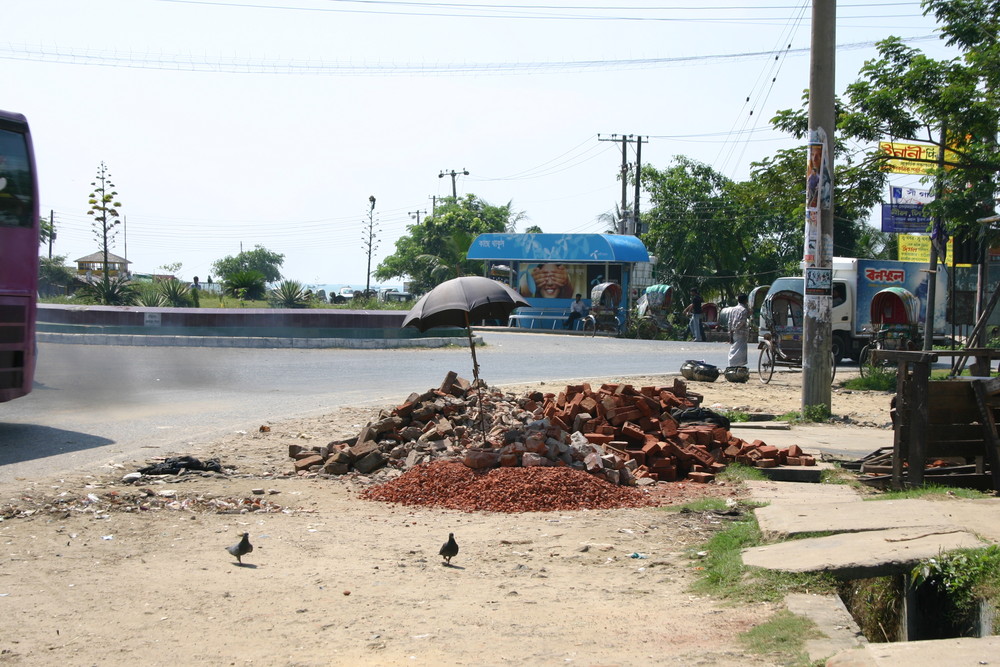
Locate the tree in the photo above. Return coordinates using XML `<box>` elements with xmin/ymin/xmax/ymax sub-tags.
<box><xmin>86</xmin><ymin>161</ymin><xmax>123</xmax><ymax>301</ymax></box>
<box><xmin>773</xmin><ymin>0</ymin><xmax>1000</xmax><ymax>245</ymax></box>
<box><xmin>374</xmin><ymin>194</ymin><xmax>518</xmax><ymax>293</ymax></box>
<box><xmin>38</xmin><ymin>255</ymin><xmax>77</xmax><ymax>296</ymax></box>
<box><xmin>524</xmin><ymin>225</ymin><xmax>543</xmax><ymax>234</ymax></box>
<box><xmin>212</xmin><ymin>245</ymin><xmax>285</xmax><ymax>284</ymax></box>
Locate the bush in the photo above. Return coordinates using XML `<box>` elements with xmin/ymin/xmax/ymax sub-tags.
<box><xmin>223</xmin><ymin>270</ymin><xmax>267</xmax><ymax>301</ymax></box>
<box><xmin>77</xmin><ymin>275</ymin><xmax>137</xmax><ymax>305</ymax></box>
<box><xmin>268</xmin><ymin>280</ymin><xmax>310</xmax><ymax>308</ymax></box>
<box><xmin>134</xmin><ymin>283</ymin><xmax>167</xmax><ymax>307</ymax></box>
<box><xmin>157</xmin><ymin>279</ymin><xmax>192</xmax><ymax>307</ymax></box>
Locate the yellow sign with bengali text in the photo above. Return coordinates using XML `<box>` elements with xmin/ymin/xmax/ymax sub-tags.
<box><xmin>879</xmin><ymin>141</ymin><xmax>939</xmax><ymax>175</ymax></box>
<box><xmin>896</xmin><ymin>234</ymin><xmax>967</xmax><ymax>264</ymax></box>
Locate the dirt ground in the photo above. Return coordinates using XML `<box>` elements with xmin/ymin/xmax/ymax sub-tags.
<box><xmin>0</xmin><ymin>369</ymin><xmax>890</xmax><ymax>666</ymax></box>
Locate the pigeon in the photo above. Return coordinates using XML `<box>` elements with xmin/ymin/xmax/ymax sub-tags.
<box><xmin>439</xmin><ymin>533</ymin><xmax>459</xmax><ymax>565</ymax></box>
<box><xmin>226</xmin><ymin>532</ymin><xmax>253</xmax><ymax>564</ymax></box>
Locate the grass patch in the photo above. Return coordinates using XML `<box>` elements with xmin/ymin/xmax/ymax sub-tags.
<box><xmin>912</xmin><ymin>545</ymin><xmax>1000</xmax><ymax>635</ymax></box>
<box><xmin>689</xmin><ymin>509</ymin><xmax>837</xmax><ymax>603</ymax></box>
<box><xmin>842</xmin><ymin>365</ymin><xmax>898</xmax><ymax>391</ymax></box>
<box><xmin>717</xmin><ymin>462</ymin><xmax>768</xmax><ymax>483</ymax></box>
<box><xmin>739</xmin><ymin>609</ymin><xmax>823</xmax><ymax>665</ymax></box>
<box><xmin>661</xmin><ymin>497</ymin><xmax>733</xmax><ymax>513</ymax></box>
<box><xmin>820</xmin><ymin>464</ymin><xmax>862</xmax><ymax>488</ymax></box>
<box><xmin>865</xmin><ymin>484</ymin><xmax>992</xmax><ymax>501</ymax></box>
<box><xmin>719</xmin><ymin>409</ymin><xmax>750</xmax><ymax>423</ymax></box>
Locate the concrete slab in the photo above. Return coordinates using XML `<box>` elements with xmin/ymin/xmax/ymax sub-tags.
<box><xmin>730</xmin><ymin>423</ymin><xmax>892</xmax><ymax>459</ymax></box>
<box><xmin>755</xmin><ymin>497</ymin><xmax>1000</xmax><ymax>542</ymax></box>
<box><xmin>827</xmin><ymin>636</ymin><xmax>1000</xmax><ymax>666</ymax></box>
<box><xmin>755</xmin><ymin>463</ymin><xmax>830</xmax><ymax>483</ymax></box>
<box><xmin>743</xmin><ymin>525</ymin><xmax>986</xmax><ymax>578</ymax></box>
<box><xmin>754</xmin><ymin>499</ymin><xmax>954</xmax><ymax>539</ymax></box>
<box><xmin>785</xmin><ymin>593</ymin><xmax>867</xmax><ymax>662</ymax></box>
<box><xmin>744</xmin><ymin>480</ymin><xmax>862</xmax><ymax>505</ymax></box>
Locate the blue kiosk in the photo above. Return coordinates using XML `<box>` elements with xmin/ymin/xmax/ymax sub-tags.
<box><xmin>466</xmin><ymin>233</ymin><xmax>651</xmax><ymax>330</ymax></box>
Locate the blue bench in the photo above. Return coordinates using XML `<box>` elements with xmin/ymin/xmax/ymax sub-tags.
<box><xmin>508</xmin><ymin>308</ymin><xmax>585</xmax><ymax>330</ymax></box>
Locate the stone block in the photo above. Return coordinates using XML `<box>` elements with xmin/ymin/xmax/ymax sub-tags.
<box><xmin>687</xmin><ymin>471</ymin><xmax>714</xmax><ymax>483</ymax></box>
<box><xmin>464</xmin><ymin>449</ymin><xmax>500</xmax><ymax>470</ymax></box>
<box><xmin>353</xmin><ymin>451</ymin><xmax>387</xmax><ymax>474</ymax></box>
<box><xmin>294</xmin><ymin>454</ymin><xmax>324</xmax><ymax>471</ymax></box>
<box><xmin>522</xmin><ymin>452</ymin><xmax>551</xmax><ymax>467</ymax></box>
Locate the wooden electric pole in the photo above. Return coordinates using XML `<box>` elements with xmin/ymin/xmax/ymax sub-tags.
<box><xmin>802</xmin><ymin>0</ymin><xmax>836</xmax><ymax>412</ymax></box>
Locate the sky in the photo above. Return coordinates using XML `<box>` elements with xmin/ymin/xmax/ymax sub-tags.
<box><xmin>4</xmin><ymin>0</ymin><xmax>958</xmax><ymax>288</ymax></box>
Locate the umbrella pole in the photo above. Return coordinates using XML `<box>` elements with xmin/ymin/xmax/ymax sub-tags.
<box><xmin>464</xmin><ymin>313</ymin><xmax>489</xmax><ymax>447</ymax></box>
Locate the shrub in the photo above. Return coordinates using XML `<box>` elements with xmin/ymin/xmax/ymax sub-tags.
<box><xmin>269</xmin><ymin>280</ymin><xmax>310</xmax><ymax>308</ymax></box>
<box><xmin>157</xmin><ymin>279</ymin><xmax>192</xmax><ymax>307</ymax></box>
<box><xmin>223</xmin><ymin>270</ymin><xmax>267</xmax><ymax>301</ymax></box>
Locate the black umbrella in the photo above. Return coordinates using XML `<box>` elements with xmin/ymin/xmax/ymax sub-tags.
<box><xmin>402</xmin><ymin>276</ymin><xmax>530</xmax><ymax>444</ymax></box>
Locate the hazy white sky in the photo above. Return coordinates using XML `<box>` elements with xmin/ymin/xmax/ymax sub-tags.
<box><xmin>4</xmin><ymin>0</ymin><xmax>953</xmax><ymax>286</ymax></box>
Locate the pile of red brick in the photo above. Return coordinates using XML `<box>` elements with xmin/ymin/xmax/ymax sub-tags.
<box><xmin>287</xmin><ymin>372</ymin><xmax>814</xmax><ymax>485</ymax></box>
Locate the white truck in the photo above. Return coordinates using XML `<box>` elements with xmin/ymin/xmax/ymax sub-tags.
<box><xmin>754</xmin><ymin>257</ymin><xmax>949</xmax><ymax>363</ymax></box>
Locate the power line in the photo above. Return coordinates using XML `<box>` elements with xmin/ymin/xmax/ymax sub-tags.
<box><xmin>0</xmin><ymin>36</ymin><xmax>939</xmax><ymax>76</ymax></box>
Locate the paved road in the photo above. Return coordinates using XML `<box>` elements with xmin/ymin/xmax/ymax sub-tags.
<box><xmin>1</xmin><ymin>333</ymin><xmax>731</xmax><ymax>482</ymax></box>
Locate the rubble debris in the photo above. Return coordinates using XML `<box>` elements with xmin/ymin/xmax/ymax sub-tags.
<box><xmin>137</xmin><ymin>456</ymin><xmax>223</xmax><ymax>476</ymax></box>
<box><xmin>1</xmin><ymin>491</ymin><xmax>293</xmax><ymax>520</ymax></box>
<box><xmin>360</xmin><ymin>461</ymin><xmax>656</xmax><ymax>513</ymax></box>
<box><xmin>289</xmin><ymin>372</ymin><xmax>815</xmax><ymax>486</ymax></box>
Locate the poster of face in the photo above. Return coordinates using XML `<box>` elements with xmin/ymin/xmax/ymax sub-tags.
<box><xmin>517</xmin><ymin>263</ymin><xmax>587</xmax><ymax>299</ymax></box>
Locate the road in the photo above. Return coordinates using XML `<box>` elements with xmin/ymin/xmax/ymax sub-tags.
<box><xmin>1</xmin><ymin>333</ymin><xmax>728</xmax><ymax>482</ymax></box>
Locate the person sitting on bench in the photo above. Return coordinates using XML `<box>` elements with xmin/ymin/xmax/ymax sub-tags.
<box><xmin>565</xmin><ymin>294</ymin><xmax>588</xmax><ymax>330</ymax></box>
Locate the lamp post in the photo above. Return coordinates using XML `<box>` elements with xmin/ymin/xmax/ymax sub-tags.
<box><xmin>363</xmin><ymin>195</ymin><xmax>377</xmax><ymax>295</ymax></box>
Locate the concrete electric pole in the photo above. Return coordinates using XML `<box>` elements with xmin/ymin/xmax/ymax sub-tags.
<box><xmin>598</xmin><ymin>134</ymin><xmax>647</xmax><ymax>235</ymax></box>
<box><xmin>439</xmin><ymin>169</ymin><xmax>469</xmax><ymax>199</ymax></box>
<box><xmin>802</xmin><ymin>0</ymin><xmax>836</xmax><ymax>412</ymax></box>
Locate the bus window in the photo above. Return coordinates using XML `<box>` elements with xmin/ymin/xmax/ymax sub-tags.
<box><xmin>0</xmin><ymin>128</ymin><xmax>34</xmax><ymax>228</ymax></box>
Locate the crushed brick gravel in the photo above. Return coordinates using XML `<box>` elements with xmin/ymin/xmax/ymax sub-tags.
<box><xmin>360</xmin><ymin>460</ymin><xmax>657</xmax><ymax>513</ymax></box>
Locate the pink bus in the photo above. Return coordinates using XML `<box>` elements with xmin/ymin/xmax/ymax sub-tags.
<box><xmin>0</xmin><ymin>110</ymin><xmax>39</xmax><ymax>403</ymax></box>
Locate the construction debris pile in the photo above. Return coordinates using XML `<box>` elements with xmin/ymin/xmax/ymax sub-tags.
<box><xmin>360</xmin><ymin>461</ymin><xmax>655</xmax><ymax>513</ymax></box>
<box><xmin>288</xmin><ymin>372</ymin><xmax>816</xmax><ymax>488</ymax></box>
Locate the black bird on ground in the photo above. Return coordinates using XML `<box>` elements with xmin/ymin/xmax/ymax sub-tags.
<box><xmin>439</xmin><ymin>533</ymin><xmax>459</xmax><ymax>564</ymax></box>
<box><xmin>226</xmin><ymin>532</ymin><xmax>253</xmax><ymax>564</ymax></box>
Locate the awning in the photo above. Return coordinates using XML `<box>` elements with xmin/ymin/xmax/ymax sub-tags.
<box><xmin>467</xmin><ymin>233</ymin><xmax>650</xmax><ymax>263</ymax></box>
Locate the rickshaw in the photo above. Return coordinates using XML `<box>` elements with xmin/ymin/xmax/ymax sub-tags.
<box><xmin>632</xmin><ymin>284</ymin><xmax>673</xmax><ymax>339</ymax></box>
<box><xmin>757</xmin><ymin>289</ymin><xmax>837</xmax><ymax>384</ymax></box>
<box><xmin>858</xmin><ymin>287</ymin><xmax>921</xmax><ymax>377</ymax></box>
<box><xmin>582</xmin><ymin>282</ymin><xmax>623</xmax><ymax>336</ymax></box>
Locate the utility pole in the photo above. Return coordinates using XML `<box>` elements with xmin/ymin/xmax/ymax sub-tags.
<box><xmin>802</xmin><ymin>0</ymin><xmax>836</xmax><ymax>412</ymax></box>
<box><xmin>924</xmin><ymin>125</ymin><xmax>947</xmax><ymax>351</ymax></box>
<box><xmin>409</xmin><ymin>210</ymin><xmax>427</xmax><ymax>224</ymax></box>
<box><xmin>598</xmin><ymin>134</ymin><xmax>647</xmax><ymax>235</ymax></box>
<box><xmin>429</xmin><ymin>195</ymin><xmax>438</xmax><ymax>217</ymax></box>
<box><xmin>439</xmin><ymin>169</ymin><xmax>469</xmax><ymax>199</ymax></box>
<box><xmin>363</xmin><ymin>195</ymin><xmax>378</xmax><ymax>295</ymax></box>
<box><xmin>48</xmin><ymin>210</ymin><xmax>55</xmax><ymax>259</ymax></box>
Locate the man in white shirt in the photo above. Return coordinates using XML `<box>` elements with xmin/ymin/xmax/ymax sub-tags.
<box><xmin>565</xmin><ymin>293</ymin><xmax>587</xmax><ymax>330</ymax></box>
<box><xmin>728</xmin><ymin>293</ymin><xmax>751</xmax><ymax>367</ymax></box>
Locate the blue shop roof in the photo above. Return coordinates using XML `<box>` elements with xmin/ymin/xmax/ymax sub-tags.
<box><xmin>467</xmin><ymin>233</ymin><xmax>649</xmax><ymax>263</ymax></box>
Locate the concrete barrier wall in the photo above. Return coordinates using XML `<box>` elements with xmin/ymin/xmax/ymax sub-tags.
<box><xmin>36</xmin><ymin>304</ymin><xmax>463</xmax><ymax>341</ymax></box>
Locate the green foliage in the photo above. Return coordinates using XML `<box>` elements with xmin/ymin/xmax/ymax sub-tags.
<box><xmin>838</xmin><ymin>576</ymin><xmax>904</xmax><ymax>643</ymax></box>
<box><xmin>844</xmin><ymin>364</ymin><xmax>898</xmax><ymax>391</ymax></box>
<box><xmin>78</xmin><ymin>275</ymin><xmax>137</xmax><ymax>306</ymax></box>
<box><xmin>374</xmin><ymin>194</ymin><xmax>518</xmax><ymax>293</ymax></box>
<box><xmin>661</xmin><ymin>497</ymin><xmax>732</xmax><ymax>513</ymax></box>
<box><xmin>802</xmin><ymin>404</ymin><xmax>831</xmax><ymax>422</ymax></box>
<box><xmin>718</xmin><ymin>409</ymin><xmax>750</xmax><ymax>423</ymax></box>
<box><xmin>157</xmin><ymin>279</ymin><xmax>191</xmax><ymax>307</ymax></box>
<box><xmin>738</xmin><ymin>609</ymin><xmax>822</xmax><ymax>664</ymax></box>
<box><xmin>212</xmin><ymin>245</ymin><xmax>285</xmax><ymax>284</ymax></box>
<box><xmin>223</xmin><ymin>270</ymin><xmax>267</xmax><ymax>301</ymax></box>
<box><xmin>38</xmin><ymin>255</ymin><xmax>77</xmax><ymax>292</ymax></box>
<box><xmin>911</xmin><ymin>546</ymin><xmax>1000</xmax><ymax>633</ymax></box>
<box><xmin>717</xmin><ymin>462</ymin><xmax>768</xmax><ymax>483</ymax></box>
<box><xmin>134</xmin><ymin>283</ymin><xmax>167</xmax><ymax>307</ymax></box>
<box><xmin>778</xmin><ymin>410</ymin><xmax>803</xmax><ymax>424</ymax></box>
<box><xmin>269</xmin><ymin>280</ymin><xmax>311</xmax><ymax>308</ymax></box>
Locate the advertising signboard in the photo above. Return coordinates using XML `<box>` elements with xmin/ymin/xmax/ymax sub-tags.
<box><xmin>855</xmin><ymin>259</ymin><xmax>948</xmax><ymax>335</ymax></box>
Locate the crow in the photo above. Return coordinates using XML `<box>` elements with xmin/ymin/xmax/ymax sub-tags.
<box><xmin>226</xmin><ymin>532</ymin><xmax>253</xmax><ymax>564</ymax></box>
<box><xmin>439</xmin><ymin>533</ymin><xmax>459</xmax><ymax>565</ymax></box>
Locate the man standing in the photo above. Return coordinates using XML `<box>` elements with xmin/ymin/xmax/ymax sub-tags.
<box><xmin>727</xmin><ymin>293</ymin><xmax>751</xmax><ymax>367</ymax></box>
<box><xmin>684</xmin><ymin>287</ymin><xmax>705</xmax><ymax>341</ymax></box>
<box><xmin>565</xmin><ymin>293</ymin><xmax>587</xmax><ymax>330</ymax></box>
